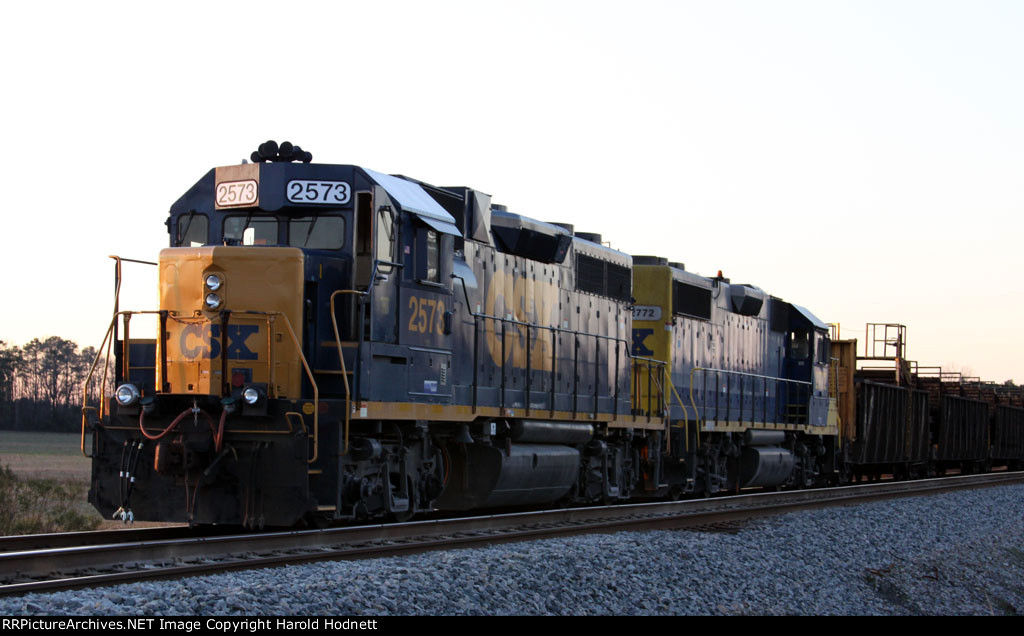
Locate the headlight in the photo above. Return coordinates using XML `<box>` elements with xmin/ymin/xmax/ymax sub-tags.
<box><xmin>205</xmin><ymin>292</ymin><xmax>222</xmax><ymax>310</ymax></box>
<box><xmin>115</xmin><ymin>384</ymin><xmax>140</xmax><ymax>406</ymax></box>
<box><xmin>205</xmin><ymin>273</ymin><xmax>223</xmax><ymax>291</ymax></box>
<box><xmin>242</xmin><ymin>386</ymin><xmax>263</xmax><ymax>405</ymax></box>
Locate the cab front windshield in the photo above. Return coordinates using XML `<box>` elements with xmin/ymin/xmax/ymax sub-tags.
<box><xmin>288</xmin><ymin>215</ymin><xmax>345</xmax><ymax>250</ymax></box>
<box><xmin>224</xmin><ymin>215</ymin><xmax>278</xmax><ymax>246</ymax></box>
<box><xmin>221</xmin><ymin>214</ymin><xmax>346</xmax><ymax>250</ymax></box>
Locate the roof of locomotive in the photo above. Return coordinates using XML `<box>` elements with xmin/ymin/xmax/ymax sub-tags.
<box><xmin>630</xmin><ymin>254</ymin><xmax>829</xmax><ymax>329</ymax></box>
<box><xmin>170</xmin><ymin>162</ymin><xmax>459</xmax><ymax>234</ymax></box>
<box><xmin>171</xmin><ymin>158</ymin><xmax>633</xmax><ymax>268</ymax></box>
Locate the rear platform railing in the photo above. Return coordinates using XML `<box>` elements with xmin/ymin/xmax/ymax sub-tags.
<box><xmin>863</xmin><ymin>323</ymin><xmax>907</xmax><ymax>360</ymax></box>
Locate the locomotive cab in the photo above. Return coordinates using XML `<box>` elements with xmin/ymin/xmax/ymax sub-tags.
<box><xmin>87</xmin><ymin>152</ymin><xmax>462</xmax><ymax>526</ymax></box>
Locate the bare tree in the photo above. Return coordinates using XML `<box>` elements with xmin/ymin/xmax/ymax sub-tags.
<box><xmin>0</xmin><ymin>342</ymin><xmax>20</xmax><ymax>426</ymax></box>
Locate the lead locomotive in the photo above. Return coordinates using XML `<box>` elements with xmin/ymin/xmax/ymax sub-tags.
<box><xmin>85</xmin><ymin>142</ymin><xmax>1019</xmax><ymax>527</ymax></box>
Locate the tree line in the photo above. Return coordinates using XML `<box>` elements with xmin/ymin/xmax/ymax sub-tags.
<box><xmin>0</xmin><ymin>337</ymin><xmax>110</xmax><ymax>432</ymax></box>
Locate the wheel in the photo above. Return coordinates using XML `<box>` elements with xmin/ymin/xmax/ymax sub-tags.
<box><xmin>391</xmin><ymin>476</ymin><xmax>418</xmax><ymax>523</ymax></box>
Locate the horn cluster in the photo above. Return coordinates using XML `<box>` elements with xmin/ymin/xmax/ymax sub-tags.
<box><xmin>250</xmin><ymin>140</ymin><xmax>313</xmax><ymax>163</ymax></box>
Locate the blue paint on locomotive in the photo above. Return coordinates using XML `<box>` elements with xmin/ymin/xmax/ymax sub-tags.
<box><xmin>659</xmin><ymin>267</ymin><xmax>831</xmax><ymax>429</ymax></box>
<box><xmin>167</xmin><ymin>161</ymin><xmax>831</xmax><ymax>425</ymax></box>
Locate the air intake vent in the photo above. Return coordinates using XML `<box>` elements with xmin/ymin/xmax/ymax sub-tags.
<box><xmin>576</xmin><ymin>254</ymin><xmax>632</xmax><ymax>302</ymax></box>
<box><xmin>673</xmin><ymin>281</ymin><xmax>712</xmax><ymax>320</ymax></box>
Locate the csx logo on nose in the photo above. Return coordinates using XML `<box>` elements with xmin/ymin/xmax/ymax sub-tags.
<box><xmin>179</xmin><ymin>324</ymin><xmax>259</xmax><ymax>361</ymax></box>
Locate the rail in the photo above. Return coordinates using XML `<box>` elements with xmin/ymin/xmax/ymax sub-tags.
<box><xmin>687</xmin><ymin>367</ymin><xmax>815</xmax><ymax>427</ymax></box>
<box><xmin>81</xmin><ymin>309</ymin><xmax>321</xmax><ymax>464</ymax></box>
<box><xmin>7</xmin><ymin>471</ymin><xmax>1020</xmax><ymax>597</ymax></box>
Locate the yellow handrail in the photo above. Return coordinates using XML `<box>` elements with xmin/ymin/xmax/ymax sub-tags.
<box><xmin>80</xmin><ymin>407</ymin><xmax>98</xmax><ymax>457</ymax></box>
<box><xmin>81</xmin><ymin>310</ymin><xmax>162</xmax><ymax>457</ymax></box>
<box><xmin>81</xmin><ymin>309</ymin><xmax>320</xmax><ymax>464</ymax></box>
<box><xmin>283</xmin><ymin>412</ymin><xmax>306</xmax><ymax>435</ymax></box>
<box><xmin>329</xmin><ymin>290</ymin><xmax>363</xmax><ymax>455</ymax></box>
<box><xmin>662</xmin><ymin>366</ymin><xmax>692</xmax><ymax>452</ymax></box>
<box><xmin>232</xmin><ymin>310</ymin><xmax>319</xmax><ymax>464</ymax></box>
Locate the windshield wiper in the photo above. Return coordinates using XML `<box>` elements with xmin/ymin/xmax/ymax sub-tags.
<box><xmin>178</xmin><ymin>210</ymin><xmax>196</xmax><ymax>246</ymax></box>
<box><xmin>240</xmin><ymin>211</ymin><xmax>254</xmax><ymax>239</ymax></box>
<box><xmin>302</xmin><ymin>214</ymin><xmax>319</xmax><ymax>247</ymax></box>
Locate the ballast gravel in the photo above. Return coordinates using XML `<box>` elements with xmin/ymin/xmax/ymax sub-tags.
<box><xmin>3</xmin><ymin>483</ymin><xmax>1024</xmax><ymax>616</ymax></box>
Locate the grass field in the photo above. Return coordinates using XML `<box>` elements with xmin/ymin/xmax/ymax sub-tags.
<box><xmin>0</xmin><ymin>430</ymin><xmax>92</xmax><ymax>481</ymax></box>
<box><xmin>0</xmin><ymin>431</ymin><xmax>175</xmax><ymax>534</ymax></box>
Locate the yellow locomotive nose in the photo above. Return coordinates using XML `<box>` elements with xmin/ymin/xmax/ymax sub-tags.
<box><xmin>158</xmin><ymin>246</ymin><xmax>305</xmax><ymax>398</ymax></box>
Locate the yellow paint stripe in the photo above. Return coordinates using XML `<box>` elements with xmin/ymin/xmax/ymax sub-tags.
<box><xmin>355</xmin><ymin>401</ymin><xmax>668</xmax><ymax>430</ymax></box>
<box><xmin>700</xmin><ymin>420</ymin><xmax>839</xmax><ymax>435</ymax></box>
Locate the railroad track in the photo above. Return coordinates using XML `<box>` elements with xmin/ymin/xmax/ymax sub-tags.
<box><xmin>2</xmin><ymin>471</ymin><xmax>1022</xmax><ymax>597</ymax></box>
<box><xmin>0</xmin><ymin>525</ymin><xmax>195</xmax><ymax>554</ymax></box>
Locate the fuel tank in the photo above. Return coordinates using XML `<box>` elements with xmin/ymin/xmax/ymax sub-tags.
<box><xmin>738</xmin><ymin>446</ymin><xmax>795</xmax><ymax>488</ymax></box>
<box><xmin>509</xmin><ymin>420</ymin><xmax>594</xmax><ymax>444</ymax></box>
<box><xmin>435</xmin><ymin>442</ymin><xmax>580</xmax><ymax>510</ymax></box>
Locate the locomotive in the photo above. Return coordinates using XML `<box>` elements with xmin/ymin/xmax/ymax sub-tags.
<box><xmin>82</xmin><ymin>142</ymin><xmax>1024</xmax><ymax>527</ymax></box>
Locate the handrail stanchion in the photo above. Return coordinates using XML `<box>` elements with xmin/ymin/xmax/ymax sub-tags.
<box><xmin>330</xmin><ymin>289</ymin><xmax>366</xmax><ymax>455</ymax></box>
<box><xmin>82</xmin><ymin>310</ymin><xmax>162</xmax><ymax>457</ymax></box>
<box><xmin>266</xmin><ymin>315</ymin><xmax>276</xmax><ymax>398</ymax></box>
<box><xmin>550</xmin><ymin>327</ymin><xmax>556</xmax><ymax>416</ymax></box>
<box><xmin>646</xmin><ymin>361</ymin><xmax>653</xmax><ymax>422</ymax></box>
<box><xmin>525</xmin><ymin>324</ymin><xmax>532</xmax><ymax>416</ymax></box>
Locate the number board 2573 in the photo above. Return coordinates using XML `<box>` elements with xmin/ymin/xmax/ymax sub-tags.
<box><xmin>287</xmin><ymin>180</ymin><xmax>351</xmax><ymax>205</ymax></box>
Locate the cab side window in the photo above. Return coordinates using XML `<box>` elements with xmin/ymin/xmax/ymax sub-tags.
<box><xmin>376</xmin><ymin>206</ymin><xmax>395</xmax><ymax>273</ymax></box>
<box><xmin>414</xmin><ymin>227</ymin><xmax>440</xmax><ymax>284</ymax></box>
<box><xmin>816</xmin><ymin>334</ymin><xmax>830</xmax><ymax>364</ymax></box>
<box><xmin>425</xmin><ymin>229</ymin><xmax>439</xmax><ymax>283</ymax></box>
<box><xmin>789</xmin><ymin>331</ymin><xmax>809</xmax><ymax>361</ymax></box>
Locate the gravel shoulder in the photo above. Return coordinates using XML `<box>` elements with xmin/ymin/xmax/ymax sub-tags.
<box><xmin>3</xmin><ymin>484</ymin><xmax>1023</xmax><ymax>616</ymax></box>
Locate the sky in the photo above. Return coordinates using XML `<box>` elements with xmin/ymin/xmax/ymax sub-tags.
<box><xmin>1</xmin><ymin>0</ymin><xmax>1021</xmax><ymax>382</ymax></box>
